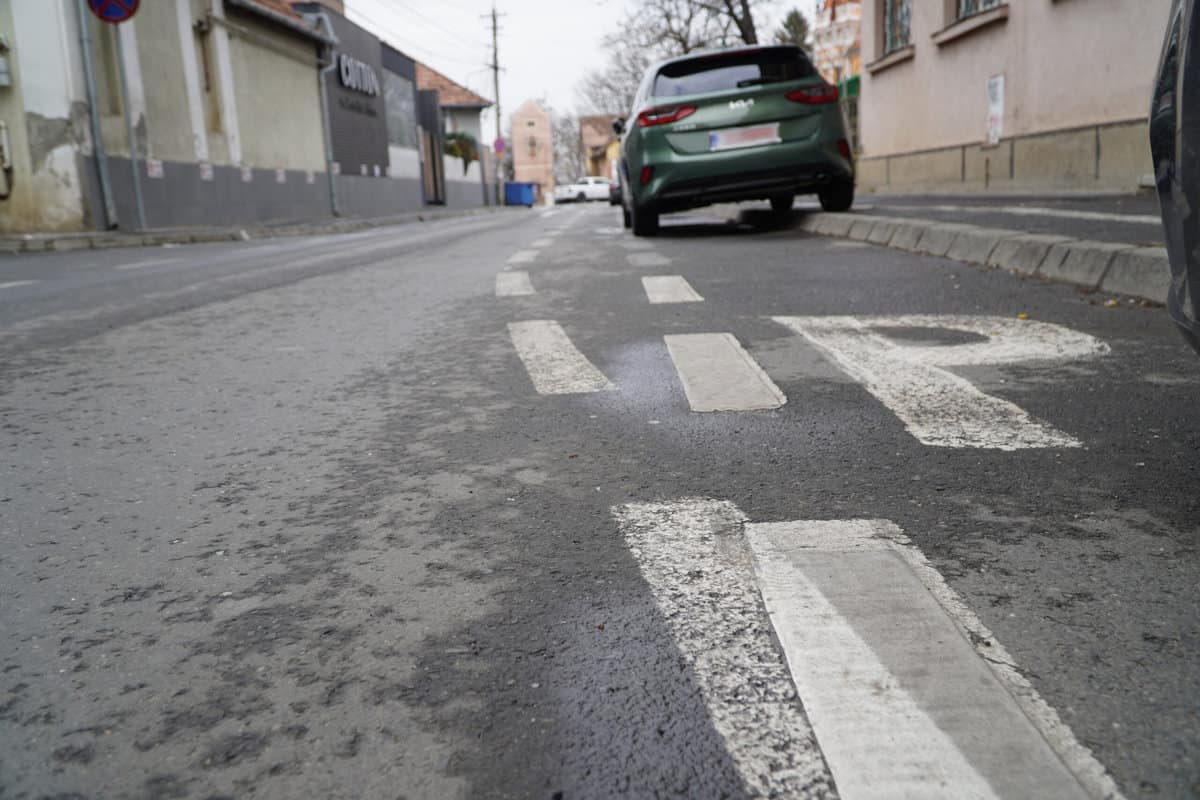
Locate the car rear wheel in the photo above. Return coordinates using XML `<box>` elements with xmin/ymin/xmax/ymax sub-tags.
<box><xmin>770</xmin><ymin>193</ymin><xmax>794</xmax><ymax>214</ymax></box>
<box><xmin>631</xmin><ymin>202</ymin><xmax>659</xmax><ymax>237</ymax></box>
<box><xmin>576</xmin><ymin>192</ymin><xmax>586</xmax><ymax>202</ymax></box>
<box><xmin>818</xmin><ymin>180</ymin><xmax>854</xmax><ymax>212</ymax></box>
<box><xmin>622</xmin><ymin>205</ymin><xmax>632</xmax><ymax>228</ymax></box>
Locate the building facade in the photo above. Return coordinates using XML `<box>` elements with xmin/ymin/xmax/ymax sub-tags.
<box><xmin>579</xmin><ymin>114</ymin><xmax>617</xmax><ymax>180</ymax></box>
<box><xmin>859</xmin><ymin>0</ymin><xmax>1171</xmax><ymax>193</ymax></box>
<box><xmin>0</xmin><ymin>0</ymin><xmax>492</xmax><ymax>234</ymax></box>
<box><xmin>511</xmin><ymin>99</ymin><xmax>553</xmax><ymax>203</ymax></box>
<box><xmin>811</xmin><ymin>0</ymin><xmax>862</xmax><ymax>85</ymax></box>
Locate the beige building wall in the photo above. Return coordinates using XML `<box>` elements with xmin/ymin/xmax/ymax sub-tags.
<box><xmin>511</xmin><ymin>99</ymin><xmax>553</xmax><ymax>202</ymax></box>
<box><xmin>227</xmin><ymin>11</ymin><xmax>324</xmax><ymax>171</ymax></box>
<box><xmin>860</xmin><ymin>0</ymin><xmax>1171</xmax><ymax>192</ymax></box>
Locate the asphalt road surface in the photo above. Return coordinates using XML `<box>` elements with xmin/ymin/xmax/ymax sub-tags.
<box><xmin>1</xmin><ymin>203</ymin><xmax>1197</xmax><ymax>800</ymax></box>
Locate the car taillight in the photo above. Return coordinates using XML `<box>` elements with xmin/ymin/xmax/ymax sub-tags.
<box><xmin>640</xmin><ymin>166</ymin><xmax>654</xmax><ymax>186</ymax></box>
<box><xmin>786</xmin><ymin>85</ymin><xmax>839</xmax><ymax>104</ymax></box>
<box><xmin>637</xmin><ymin>105</ymin><xmax>696</xmax><ymax>127</ymax></box>
<box><xmin>837</xmin><ymin>139</ymin><xmax>852</xmax><ymax>159</ymax></box>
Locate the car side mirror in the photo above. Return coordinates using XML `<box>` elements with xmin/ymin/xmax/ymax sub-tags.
<box><xmin>612</xmin><ymin>117</ymin><xmax>625</xmax><ymax>135</ymax></box>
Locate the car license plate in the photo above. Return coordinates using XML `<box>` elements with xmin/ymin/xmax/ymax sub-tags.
<box><xmin>709</xmin><ymin>123</ymin><xmax>781</xmax><ymax>151</ymax></box>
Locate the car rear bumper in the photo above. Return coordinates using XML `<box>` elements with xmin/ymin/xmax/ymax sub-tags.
<box><xmin>631</xmin><ymin>139</ymin><xmax>854</xmax><ymax>212</ymax></box>
<box><xmin>653</xmin><ymin>165</ymin><xmax>847</xmax><ymax>211</ymax></box>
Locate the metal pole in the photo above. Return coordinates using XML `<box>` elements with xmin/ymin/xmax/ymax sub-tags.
<box><xmin>491</xmin><ymin>5</ymin><xmax>501</xmax><ymax>146</ymax></box>
<box><xmin>490</xmin><ymin>4</ymin><xmax>502</xmax><ymax>202</ymax></box>
<box><xmin>313</xmin><ymin>10</ymin><xmax>340</xmax><ymax>217</ymax></box>
<box><xmin>113</xmin><ymin>26</ymin><xmax>147</xmax><ymax>230</ymax></box>
<box><xmin>76</xmin><ymin>0</ymin><xmax>117</xmax><ymax>229</ymax></box>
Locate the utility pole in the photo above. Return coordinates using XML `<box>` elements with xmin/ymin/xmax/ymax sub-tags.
<box><xmin>488</xmin><ymin>3</ymin><xmax>502</xmax><ymax>145</ymax></box>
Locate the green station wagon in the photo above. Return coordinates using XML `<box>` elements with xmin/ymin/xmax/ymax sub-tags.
<box><xmin>615</xmin><ymin>45</ymin><xmax>855</xmax><ymax>236</ymax></box>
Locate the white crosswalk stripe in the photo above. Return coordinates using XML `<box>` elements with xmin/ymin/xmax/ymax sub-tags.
<box><xmin>612</xmin><ymin>499</ymin><xmax>832</xmax><ymax>797</ymax></box>
<box><xmin>615</xmin><ymin>499</ymin><xmax>1121</xmax><ymax>800</ymax></box>
<box><xmin>642</xmin><ymin>275</ymin><xmax>703</xmax><ymax>304</ymax></box>
<box><xmin>507</xmin><ymin>250</ymin><xmax>538</xmax><ymax>265</ymax></box>
<box><xmin>665</xmin><ymin>333</ymin><xmax>785</xmax><ymax>411</ymax></box>
<box><xmin>508</xmin><ymin>320</ymin><xmax>615</xmax><ymax>394</ymax></box>
<box><xmin>495</xmin><ymin>271</ymin><xmax>535</xmax><ymax>296</ymax></box>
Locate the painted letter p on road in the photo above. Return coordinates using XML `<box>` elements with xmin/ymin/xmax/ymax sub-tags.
<box><xmin>772</xmin><ymin>315</ymin><xmax>1109</xmax><ymax>450</ymax></box>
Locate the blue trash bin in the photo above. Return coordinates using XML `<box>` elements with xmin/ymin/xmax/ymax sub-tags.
<box><xmin>504</xmin><ymin>182</ymin><xmax>536</xmax><ymax>207</ymax></box>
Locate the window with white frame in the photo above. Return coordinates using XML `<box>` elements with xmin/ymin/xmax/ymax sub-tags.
<box><xmin>957</xmin><ymin>0</ymin><xmax>1002</xmax><ymax>19</ymax></box>
<box><xmin>882</xmin><ymin>0</ymin><xmax>912</xmax><ymax>54</ymax></box>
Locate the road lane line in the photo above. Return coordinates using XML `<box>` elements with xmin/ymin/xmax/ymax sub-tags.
<box><xmin>627</xmin><ymin>251</ymin><xmax>671</xmax><ymax>267</ymax></box>
<box><xmin>508</xmin><ymin>320</ymin><xmax>615</xmax><ymax>394</ymax></box>
<box><xmin>495</xmin><ymin>271</ymin><xmax>535</xmax><ymax>296</ymax></box>
<box><xmin>746</xmin><ymin>519</ymin><xmax>1105</xmax><ymax>800</ymax></box>
<box><xmin>612</xmin><ymin>499</ymin><xmax>834</xmax><ymax>798</ymax></box>
<box><xmin>642</xmin><ymin>275</ymin><xmax>703</xmax><ymax>304</ymax></box>
<box><xmin>115</xmin><ymin>257</ymin><xmax>185</xmax><ymax>271</ymax></box>
<box><xmin>507</xmin><ymin>250</ymin><xmax>538</xmax><ymax>265</ymax></box>
<box><xmin>665</xmin><ymin>333</ymin><xmax>785</xmax><ymax>411</ymax></box>
<box><xmin>773</xmin><ymin>315</ymin><xmax>1107</xmax><ymax>449</ymax></box>
<box><xmin>0</xmin><ymin>280</ymin><xmax>37</xmax><ymax>290</ymax></box>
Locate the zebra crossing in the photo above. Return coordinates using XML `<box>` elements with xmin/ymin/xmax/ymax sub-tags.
<box><xmin>614</xmin><ymin>498</ymin><xmax>1120</xmax><ymax>800</ymax></box>
<box><xmin>496</xmin><ymin>222</ymin><xmax>1109</xmax><ymax>450</ymax></box>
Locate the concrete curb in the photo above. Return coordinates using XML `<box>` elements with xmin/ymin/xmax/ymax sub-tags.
<box><xmin>799</xmin><ymin>212</ymin><xmax>1168</xmax><ymax>304</ymax></box>
<box><xmin>0</xmin><ymin>205</ymin><xmax>521</xmax><ymax>255</ymax></box>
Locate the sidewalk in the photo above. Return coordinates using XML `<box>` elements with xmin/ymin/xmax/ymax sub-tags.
<box><xmin>0</xmin><ymin>205</ymin><xmax>518</xmax><ymax>255</ymax></box>
<box><xmin>795</xmin><ymin>192</ymin><xmax>1168</xmax><ymax>304</ymax></box>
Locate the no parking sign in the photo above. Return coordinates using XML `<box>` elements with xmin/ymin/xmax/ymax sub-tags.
<box><xmin>87</xmin><ymin>0</ymin><xmax>140</xmax><ymax>24</ymax></box>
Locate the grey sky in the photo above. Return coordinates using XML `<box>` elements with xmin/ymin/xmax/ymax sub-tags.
<box><xmin>345</xmin><ymin>0</ymin><xmax>820</xmax><ymax>141</ymax></box>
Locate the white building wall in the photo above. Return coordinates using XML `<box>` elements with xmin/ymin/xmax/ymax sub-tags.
<box><xmin>1</xmin><ymin>0</ymin><xmax>89</xmax><ymax>231</ymax></box>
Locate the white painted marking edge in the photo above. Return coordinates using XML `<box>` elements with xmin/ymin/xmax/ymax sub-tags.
<box><xmin>612</xmin><ymin>498</ymin><xmax>830</xmax><ymax>796</ymax></box>
<box><xmin>642</xmin><ymin>275</ymin><xmax>704</xmax><ymax>304</ymax></box>
<box><xmin>746</xmin><ymin>519</ymin><xmax>1001</xmax><ymax>799</ymax></box>
<box><xmin>0</xmin><ymin>280</ymin><xmax>37</xmax><ymax>290</ymax></box>
<box><xmin>495</xmin><ymin>271</ymin><xmax>535</xmax><ymax>296</ymax></box>
<box><xmin>506</xmin><ymin>250</ymin><xmax>538</xmax><ymax>265</ymax></box>
<box><xmin>771</xmin><ymin>315</ymin><xmax>1101</xmax><ymax>450</ymax></box>
<box><xmin>665</xmin><ymin>333</ymin><xmax>786</xmax><ymax>412</ymax></box>
<box><xmin>507</xmin><ymin>319</ymin><xmax>615</xmax><ymax>394</ymax></box>
<box><xmin>749</xmin><ymin>516</ymin><xmax>1123</xmax><ymax>800</ymax></box>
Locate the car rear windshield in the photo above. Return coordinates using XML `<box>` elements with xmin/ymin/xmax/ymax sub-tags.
<box><xmin>652</xmin><ymin>48</ymin><xmax>817</xmax><ymax>98</ymax></box>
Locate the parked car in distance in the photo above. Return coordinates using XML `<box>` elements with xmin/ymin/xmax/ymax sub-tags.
<box><xmin>1151</xmin><ymin>0</ymin><xmax>1200</xmax><ymax>354</ymax></box>
<box><xmin>609</xmin><ymin>178</ymin><xmax>621</xmax><ymax>205</ymax></box>
<box><xmin>615</xmin><ymin>44</ymin><xmax>855</xmax><ymax>236</ymax></box>
<box><xmin>554</xmin><ymin>176</ymin><xmax>610</xmax><ymax>203</ymax></box>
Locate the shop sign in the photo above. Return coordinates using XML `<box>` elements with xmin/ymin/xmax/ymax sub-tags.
<box><xmin>339</xmin><ymin>54</ymin><xmax>381</xmax><ymax>96</ymax></box>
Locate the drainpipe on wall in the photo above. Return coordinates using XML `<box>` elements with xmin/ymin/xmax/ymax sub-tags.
<box><xmin>113</xmin><ymin>25</ymin><xmax>147</xmax><ymax>230</ymax></box>
<box><xmin>310</xmin><ymin>10</ymin><xmax>340</xmax><ymax>218</ymax></box>
<box><xmin>76</xmin><ymin>0</ymin><xmax>117</xmax><ymax>229</ymax></box>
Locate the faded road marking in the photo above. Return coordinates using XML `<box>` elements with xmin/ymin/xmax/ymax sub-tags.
<box><xmin>495</xmin><ymin>271</ymin><xmax>535</xmax><ymax>297</ymax></box>
<box><xmin>627</xmin><ymin>251</ymin><xmax>671</xmax><ymax>267</ymax></box>
<box><xmin>506</xmin><ymin>250</ymin><xmax>538</xmax><ymax>265</ymax></box>
<box><xmin>508</xmin><ymin>320</ymin><xmax>615</xmax><ymax>394</ymax></box>
<box><xmin>665</xmin><ymin>333</ymin><xmax>785</xmax><ymax>412</ymax></box>
<box><xmin>116</xmin><ymin>257</ymin><xmax>185</xmax><ymax>271</ymax></box>
<box><xmin>0</xmin><ymin>280</ymin><xmax>37</xmax><ymax>290</ymax></box>
<box><xmin>612</xmin><ymin>499</ymin><xmax>833</xmax><ymax>798</ymax></box>
<box><xmin>642</xmin><ymin>275</ymin><xmax>703</xmax><ymax>304</ymax></box>
<box><xmin>773</xmin><ymin>314</ymin><xmax>1108</xmax><ymax>449</ymax></box>
<box><xmin>747</xmin><ymin>519</ymin><xmax>1107</xmax><ymax>800</ymax></box>
<box><xmin>530</xmin><ymin>238</ymin><xmax>553</xmax><ymax>248</ymax></box>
